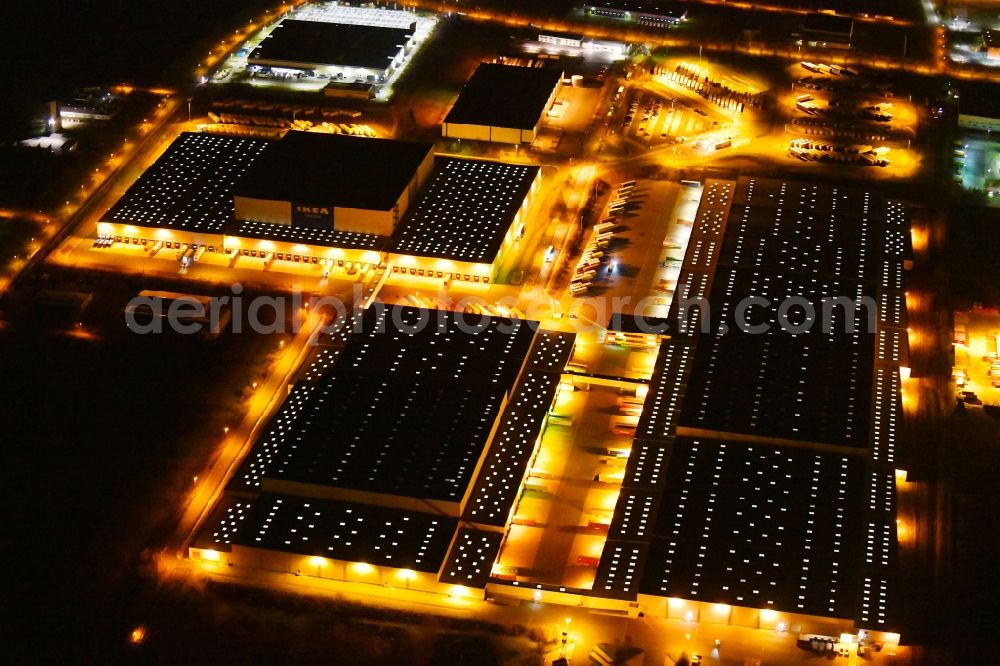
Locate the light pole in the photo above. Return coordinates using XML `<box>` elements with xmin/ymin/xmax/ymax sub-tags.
<box><xmin>187</xmin><ymin>97</ymin><xmax>193</xmax><ymax>122</ymax></box>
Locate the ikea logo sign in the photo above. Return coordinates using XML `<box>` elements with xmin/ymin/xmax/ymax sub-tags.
<box><xmin>295</xmin><ymin>206</ymin><xmax>331</xmax><ymax>216</ymax></box>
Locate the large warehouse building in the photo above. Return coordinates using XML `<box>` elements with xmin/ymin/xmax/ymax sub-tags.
<box><xmin>233</xmin><ymin>130</ymin><xmax>434</xmax><ymax>237</ymax></box>
<box><xmin>591</xmin><ymin>178</ymin><xmax>908</xmax><ymax>634</ymax></box>
<box><xmin>192</xmin><ymin>307</ymin><xmax>575</xmax><ymax>595</ymax></box>
<box><xmin>442</xmin><ymin>63</ymin><xmax>563</xmax><ymax>145</ymax></box>
<box><xmin>187</xmin><ymin>179</ymin><xmax>907</xmax><ymax>642</ymax></box>
<box><xmin>100</xmin><ymin>130</ymin><xmax>540</xmax><ymax>283</ymax></box>
<box><xmin>249</xmin><ymin>19</ymin><xmax>416</xmax><ymax>83</ymax></box>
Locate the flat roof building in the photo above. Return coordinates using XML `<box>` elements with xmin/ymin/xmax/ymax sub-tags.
<box><xmin>443</xmin><ymin>64</ymin><xmax>563</xmax><ymax>145</ymax></box>
<box><xmin>802</xmin><ymin>13</ymin><xmax>854</xmax><ymax>49</ymax></box>
<box><xmin>100</xmin><ymin>130</ymin><xmax>541</xmax><ymax>282</ymax></box>
<box><xmin>249</xmin><ymin>20</ymin><xmax>415</xmax><ymax>81</ymax></box>
<box><xmin>104</xmin><ymin>132</ymin><xmax>271</xmax><ymax>236</ymax></box>
<box><xmin>230</xmin><ymin>306</ymin><xmax>537</xmax><ymax>515</ymax></box>
<box><xmin>194</xmin><ymin>308</ymin><xmax>574</xmax><ymax>593</ymax></box>
<box><xmin>958</xmin><ymin>84</ymin><xmax>1000</xmax><ymax>133</ymax></box>
<box><xmin>594</xmin><ymin>177</ymin><xmax>907</xmax><ymax>634</ymax></box>
<box><xmin>198</xmin><ymin>494</ymin><xmax>458</xmax><ymax>574</ymax></box>
<box><xmin>234</xmin><ymin>131</ymin><xmax>434</xmax><ymax>237</ymax></box>
<box><xmin>582</xmin><ymin>2</ymin><xmax>688</xmax><ymax>26</ymax></box>
<box><xmin>390</xmin><ymin>157</ymin><xmax>541</xmax><ymax>278</ymax></box>
<box><xmin>464</xmin><ymin>332</ymin><xmax>574</xmax><ymax>525</ymax></box>
<box><xmin>539</xmin><ymin>31</ymin><xmax>586</xmax><ymax>48</ymax></box>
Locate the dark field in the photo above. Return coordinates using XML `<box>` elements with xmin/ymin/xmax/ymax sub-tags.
<box><xmin>1</xmin><ymin>270</ymin><xmax>280</xmax><ymax>660</ymax></box>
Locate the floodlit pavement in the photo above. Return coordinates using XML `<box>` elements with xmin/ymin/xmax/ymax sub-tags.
<box><xmin>954</xmin><ymin>307</ymin><xmax>1000</xmax><ymax>407</ymax></box>
<box><xmin>576</xmin><ymin>181</ymin><xmax>685</xmax><ymax>317</ymax></box>
<box><xmin>496</xmin><ymin>339</ymin><xmax>658</xmax><ymax>589</ymax></box>
<box><xmin>51</xmin><ymin>236</ymin><xmax>370</xmax><ymax>296</ymax></box>
<box><xmin>499</xmin><ymin>384</ymin><xmax>632</xmax><ymax>589</ymax></box>
<box><xmin>163</xmin><ymin>553</ymin><xmax>911</xmax><ymax>666</ymax></box>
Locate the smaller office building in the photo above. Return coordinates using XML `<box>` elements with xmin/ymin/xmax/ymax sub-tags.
<box><xmin>539</xmin><ymin>31</ymin><xmax>586</xmax><ymax>48</ymax></box>
<box><xmin>443</xmin><ymin>64</ymin><xmax>563</xmax><ymax>145</ymax></box>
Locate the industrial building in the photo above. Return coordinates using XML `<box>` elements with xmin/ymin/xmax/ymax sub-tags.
<box><xmin>229</xmin><ymin>306</ymin><xmax>537</xmax><ymax>514</ymax></box>
<box><xmin>582</xmin><ymin>1</ymin><xmax>688</xmax><ymax>27</ymax></box>
<box><xmin>390</xmin><ymin>157</ymin><xmax>541</xmax><ymax>281</ymax></box>
<box><xmin>802</xmin><ymin>13</ymin><xmax>854</xmax><ymax>49</ymax></box>
<box><xmin>538</xmin><ymin>31</ymin><xmax>586</xmax><ymax>48</ymax></box>
<box><xmin>248</xmin><ymin>19</ymin><xmax>416</xmax><ymax>83</ymax></box>
<box><xmin>442</xmin><ymin>64</ymin><xmax>563</xmax><ymax>145</ymax></box>
<box><xmin>192</xmin><ymin>307</ymin><xmax>576</xmax><ymax>595</ymax></box>
<box><xmin>100</xmin><ymin>131</ymin><xmax>541</xmax><ymax>282</ymax></box>
<box><xmin>187</xmin><ymin>177</ymin><xmax>908</xmax><ymax>639</ymax></box>
<box><xmin>593</xmin><ymin>178</ymin><xmax>908</xmax><ymax>634</ymax></box>
<box><xmin>233</xmin><ymin>130</ymin><xmax>434</xmax><ymax>237</ymax></box>
<box><xmin>958</xmin><ymin>85</ymin><xmax>1000</xmax><ymax>133</ymax></box>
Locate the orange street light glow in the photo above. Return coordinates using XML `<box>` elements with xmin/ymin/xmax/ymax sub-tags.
<box><xmin>129</xmin><ymin>626</ymin><xmax>147</xmax><ymax>646</ymax></box>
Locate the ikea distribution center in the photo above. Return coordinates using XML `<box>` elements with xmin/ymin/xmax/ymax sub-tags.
<box><xmin>99</xmin><ymin>130</ymin><xmax>541</xmax><ymax>284</ymax></box>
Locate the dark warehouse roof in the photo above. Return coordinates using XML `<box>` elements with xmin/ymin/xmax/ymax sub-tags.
<box><xmin>444</xmin><ymin>63</ymin><xmax>562</xmax><ymax>131</ymax></box>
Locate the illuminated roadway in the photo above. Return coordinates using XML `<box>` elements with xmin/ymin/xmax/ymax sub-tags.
<box><xmin>164</xmin><ymin>553</ymin><xmax>903</xmax><ymax>665</ymax></box>
<box><xmin>12</xmin><ymin>96</ymin><xmax>183</xmax><ymax>290</ymax></box>
<box><xmin>400</xmin><ymin>0</ymin><xmax>1000</xmax><ymax>83</ymax></box>
<box><xmin>403</xmin><ymin>0</ymin><xmax>922</xmax><ymax>28</ymax></box>
<box><xmin>169</xmin><ymin>308</ymin><xmax>328</xmax><ymax>559</ymax></box>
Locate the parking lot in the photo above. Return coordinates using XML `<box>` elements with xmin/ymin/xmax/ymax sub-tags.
<box><xmin>789</xmin><ymin>138</ymin><xmax>891</xmax><ymax>166</ymax></box>
<box><xmin>784</xmin><ymin>62</ymin><xmax>919</xmax><ymax>171</ymax></box>
<box><xmin>563</xmin><ymin>179</ymin><xmax>691</xmax><ymax>318</ymax></box>
<box><xmin>618</xmin><ymin>87</ymin><xmax>718</xmax><ymax>147</ymax></box>
<box><xmin>612</xmin><ymin>60</ymin><xmax>754</xmax><ymax>152</ymax></box>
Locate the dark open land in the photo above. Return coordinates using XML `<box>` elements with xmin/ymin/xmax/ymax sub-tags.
<box><xmin>0</xmin><ymin>267</ymin><xmax>541</xmax><ymax>663</ymax></box>
<box><xmin>948</xmin><ymin>204</ymin><xmax>1000</xmax><ymax>306</ymax></box>
<box><xmin>0</xmin><ymin>269</ymin><xmax>277</xmax><ymax>659</ymax></box>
